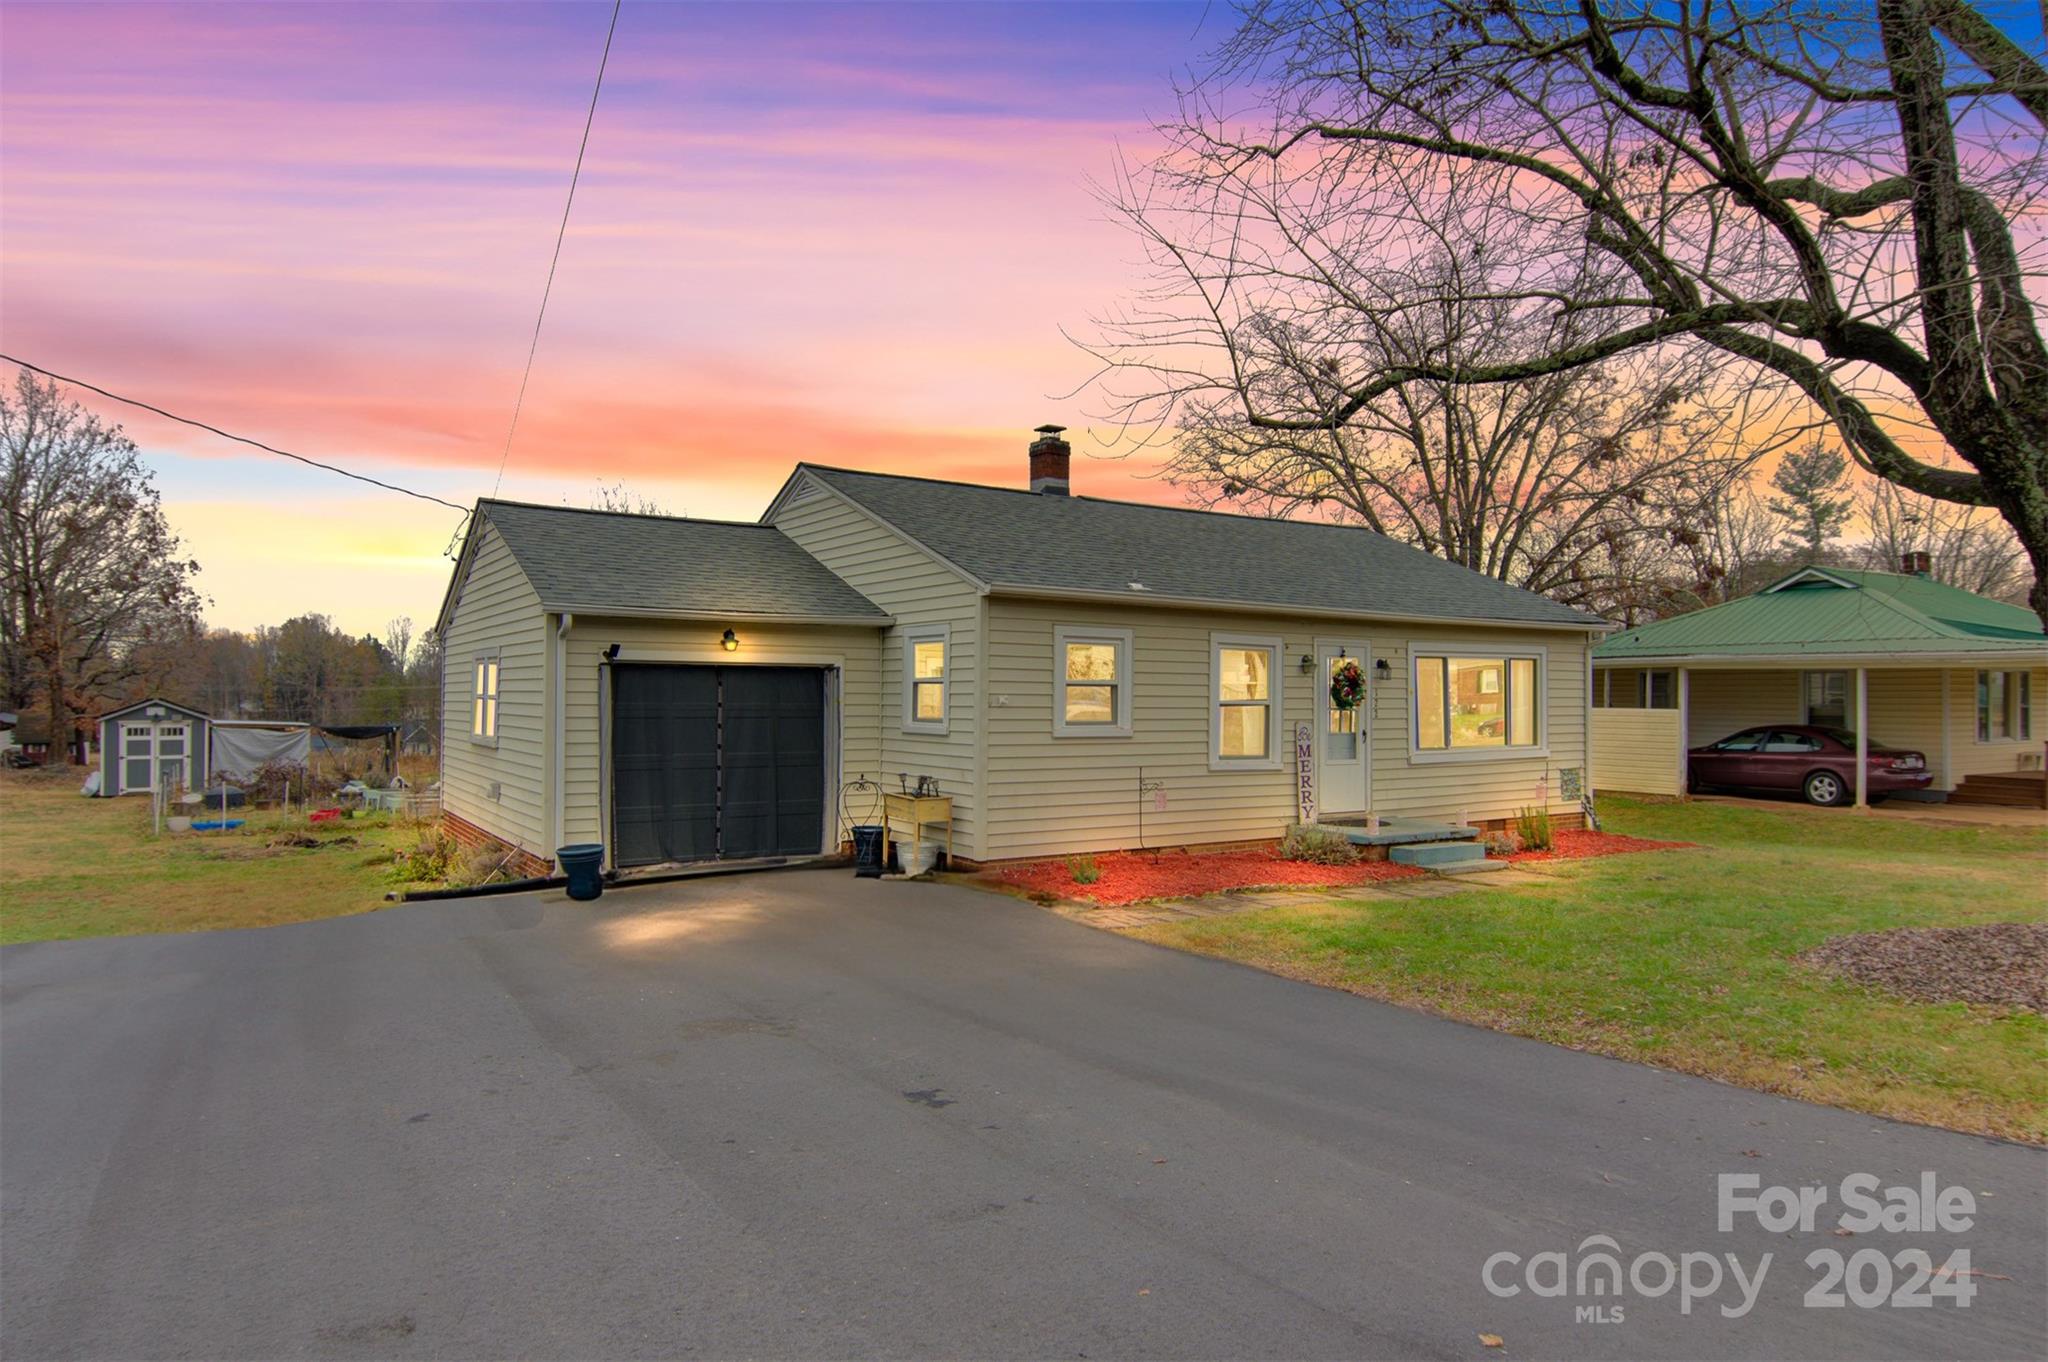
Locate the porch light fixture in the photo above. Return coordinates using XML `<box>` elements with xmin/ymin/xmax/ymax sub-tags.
<box><xmin>1375</xmin><ymin>658</ymin><xmax>1391</xmax><ymax>676</ymax></box>
<box><xmin>1299</xmin><ymin>654</ymin><xmax>1315</xmax><ymax>675</ymax></box>
<box><xmin>721</xmin><ymin>628</ymin><xmax>739</xmax><ymax>652</ymax></box>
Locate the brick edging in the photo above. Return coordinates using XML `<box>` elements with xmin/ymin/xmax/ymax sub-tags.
<box><xmin>440</xmin><ymin>811</ymin><xmax>554</xmax><ymax>879</ymax></box>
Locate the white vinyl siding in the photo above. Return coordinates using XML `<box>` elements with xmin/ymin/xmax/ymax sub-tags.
<box><xmin>771</xmin><ymin>483</ymin><xmax>982</xmax><ymax>856</ymax></box>
<box><xmin>556</xmin><ymin>616</ymin><xmax>883</xmax><ymax>851</ymax></box>
<box><xmin>439</xmin><ymin>520</ymin><xmax>549</xmax><ymax>854</ymax></box>
<box><xmin>1589</xmin><ymin>708</ymin><xmax>1686</xmax><ymax>795</ymax></box>
<box><xmin>1683</xmin><ymin>670</ymin><xmax>1803</xmax><ymax>748</ymax></box>
<box><xmin>982</xmin><ymin>598</ymin><xmax>1591</xmax><ymax>859</ymax></box>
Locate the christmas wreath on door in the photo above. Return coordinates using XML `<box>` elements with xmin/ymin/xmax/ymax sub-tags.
<box><xmin>1329</xmin><ymin>658</ymin><xmax>1366</xmax><ymax>711</ymax></box>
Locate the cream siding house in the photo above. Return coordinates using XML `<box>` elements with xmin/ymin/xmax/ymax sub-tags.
<box><xmin>1592</xmin><ymin>564</ymin><xmax>2047</xmax><ymax>807</ymax></box>
<box><xmin>438</xmin><ymin>429</ymin><xmax>1609</xmax><ymax>874</ymax></box>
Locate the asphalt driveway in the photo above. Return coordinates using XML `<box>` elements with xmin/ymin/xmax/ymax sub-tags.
<box><xmin>3</xmin><ymin>869</ymin><xmax>2042</xmax><ymax>1360</ymax></box>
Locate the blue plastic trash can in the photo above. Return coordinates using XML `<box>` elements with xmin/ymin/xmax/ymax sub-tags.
<box><xmin>557</xmin><ymin>844</ymin><xmax>606</xmax><ymax>900</ymax></box>
<box><xmin>851</xmin><ymin>825</ymin><xmax>886</xmax><ymax>878</ymax></box>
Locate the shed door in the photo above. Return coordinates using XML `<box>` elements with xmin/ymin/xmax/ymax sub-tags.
<box><xmin>121</xmin><ymin>723</ymin><xmax>153</xmax><ymax>794</ymax></box>
<box><xmin>611</xmin><ymin>665</ymin><xmax>827</xmax><ymax>867</ymax></box>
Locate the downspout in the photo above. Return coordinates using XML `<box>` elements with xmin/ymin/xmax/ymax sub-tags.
<box><xmin>1582</xmin><ymin>644</ymin><xmax>1594</xmax><ymax>814</ymax></box>
<box><xmin>552</xmin><ymin>612</ymin><xmax>573</xmax><ymax>860</ymax></box>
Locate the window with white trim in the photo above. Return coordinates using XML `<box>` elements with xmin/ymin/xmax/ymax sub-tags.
<box><xmin>1641</xmin><ymin>669</ymin><xmax>1676</xmax><ymax>710</ymax></box>
<box><xmin>471</xmin><ymin>654</ymin><xmax>500</xmax><ymax>742</ymax></box>
<box><xmin>1210</xmin><ymin>634</ymin><xmax>1282</xmax><ymax>768</ymax></box>
<box><xmin>902</xmin><ymin>627</ymin><xmax>949</xmax><ymax>733</ymax></box>
<box><xmin>1053</xmin><ymin>626</ymin><xmax>1132</xmax><ymax>737</ymax></box>
<box><xmin>1977</xmin><ymin>670</ymin><xmax>2032</xmax><ymax>742</ymax></box>
<box><xmin>1413</xmin><ymin>650</ymin><xmax>1542</xmax><ymax>753</ymax></box>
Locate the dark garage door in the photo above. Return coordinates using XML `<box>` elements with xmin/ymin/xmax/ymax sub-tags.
<box><xmin>612</xmin><ymin>665</ymin><xmax>827</xmax><ymax>867</ymax></box>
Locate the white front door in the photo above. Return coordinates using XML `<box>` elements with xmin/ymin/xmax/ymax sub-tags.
<box><xmin>1317</xmin><ymin>642</ymin><xmax>1370</xmax><ymax>814</ymax></box>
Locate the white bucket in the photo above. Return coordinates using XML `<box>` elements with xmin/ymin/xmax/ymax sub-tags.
<box><xmin>900</xmin><ymin>839</ymin><xmax>941</xmax><ymax>877</ymax></box>
<box><xmin>166</xmin><ymin>815</ymin><xmax>192</xmax><ymax>833</ymax></box>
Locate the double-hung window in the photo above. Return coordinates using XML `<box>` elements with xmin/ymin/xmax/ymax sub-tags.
<box><xmin>1977</xmin><ymin>670</ymin><xmax>2033</xmax><ymax>742</ymax></box>
<box><xmin>1210</xmin><ymin>633</ymin><xmax>1282</xmax><ymax>769</ymax></box>
<box><xmin>471</xmin><ymin>654</ymin><xmax>499</xmax><ymax>742</ymax></box>
<box><xmin>1054</xmin><ymin>626</ymin><xmax>1132</xmax><ymax>736</ymax></box>
<box><xmin>1412</xmin><ymin>648</ymin><xmax>1542</xmax><ymax>755</ymax></box>
<box><xmin>903</xmin><ymin>626</ymin><xmax>949</xmax><ymax>733</ymax></box>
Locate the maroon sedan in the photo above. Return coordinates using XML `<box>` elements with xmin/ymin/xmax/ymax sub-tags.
<box><xmin>1688</xmin><ymin>725</ymin><xmax>1933</xmax><ymax>806</ymax></box>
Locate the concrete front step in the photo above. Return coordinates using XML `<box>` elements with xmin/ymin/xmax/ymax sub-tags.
<box><xmin>1315</xmin><ymin>816</ymin><xmax>1480</xmax><ymax>848</ymax></box>
<box><xmin>1390</xmin><ymin>841</ymin><xmax>1490</xmax><ymax>869</ymax></box>
<box><xmin>1430</xmin><ymin>857</ymin><xmax>1508</xmax><ymax>875</ymax></box>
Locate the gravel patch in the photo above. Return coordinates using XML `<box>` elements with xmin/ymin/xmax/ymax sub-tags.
<box><xmin>1799</xmin><ymin>923</ymin><xmax>2048</xmax><ymax>1014</ymax></box>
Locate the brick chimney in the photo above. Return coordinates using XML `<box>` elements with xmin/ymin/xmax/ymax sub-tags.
<box><xmin>1028</xmin><ymin>424</ymin><xmax>1071</xmax><ymax>495</ymax></box>
<box><xmin>1901</xmin><ymin>549</ymin><xmax>1932</xmax><ymax>577</ymax></box>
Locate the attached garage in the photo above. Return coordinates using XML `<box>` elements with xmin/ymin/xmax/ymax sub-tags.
<box><xmin>611</xmin><ymin>664</ymin><xmax>831</xmax><ymax>866</ymax></box>
<box><xmin>435</xmin><ymin>500</ymin><xmax>890</xmax><ymax>876</ymax></box>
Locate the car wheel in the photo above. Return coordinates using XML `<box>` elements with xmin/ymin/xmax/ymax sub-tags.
<box><xmin>1803</xmin><ymin>771</ymin><xmax>1848</xmax><ymax>807</ymax></box>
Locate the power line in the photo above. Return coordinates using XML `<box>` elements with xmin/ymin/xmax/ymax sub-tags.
<box><xmin>0</xmin><ymin>354</ymin><xmax>470</xmax><ymax>514</ymax></box>
<box><xmin>490</xmin><ymin>0</ymin><xmax>622</xmax><ymax>498</ymax></box>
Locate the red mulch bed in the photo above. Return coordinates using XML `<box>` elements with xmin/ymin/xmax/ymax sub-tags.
<box><xmin>1498</xmin><ymin>828</ymin><xmax>1696</xmax><ymax>863</ymax></box>
<box><xmin>989</xmin><ymin>848</ymin><xmax>1425</xmax><ymax>907</ymax></box>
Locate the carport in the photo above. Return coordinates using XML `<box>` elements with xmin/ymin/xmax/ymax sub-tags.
<box><xmin>1591</xmin><ymin>565</ymin><xmax>2045</xmax><ymax>807</ymax></box>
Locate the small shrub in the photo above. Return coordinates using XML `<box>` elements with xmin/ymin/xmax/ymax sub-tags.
<box><xmin>390</xmin><ymin>827</ymin><xmax>456</xmax><ymax>884</ymax></box>
<box><xmin>1280</xmin><ymin>823</ymin><xmax>1360</xmax><ymax>865</ymax></box>
<box><xmin>1514</xmin><ymin>805</ymin><xmax>1554</xmax><ymax>852</ymax></box>
<box><xmin>1483</xmin><ymin>830</ymin><xmax>1523</xmax><ymax>857</ymax></box>
<box><xmin>1066</xmin><ymin>854</ymin><xmax>1101</xmax><ymax>885</ymax></box>
<box><xmin>453</xmin><ymin>841</ymin><xmax>520</xmax><ymax>888</ymax></box>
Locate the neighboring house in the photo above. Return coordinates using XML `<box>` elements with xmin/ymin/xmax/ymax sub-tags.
<box><xmin>435</xmin><ymin>427</ymin><xmax>1607</xmax><ymax>874</ymax></box>
<box><xmin>1591</xmin><ymin>559</ymin><xmax>2047</xmax><ymax>807</ymax></box>
<box><xmin>96</xmin><ymin>697</ymin><xmax>212</xmax><ymax>795</ymax></box>
<box><xmin>11</xmin><ymin>713</ymin><xmax>94</xmax><ymax>768</ymax></box>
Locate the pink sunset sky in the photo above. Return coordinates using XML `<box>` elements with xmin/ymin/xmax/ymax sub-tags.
<box><xmin>1</xmin><ymin>1</ymin><xmax>1215</xmax><ymax>634</ymax></box>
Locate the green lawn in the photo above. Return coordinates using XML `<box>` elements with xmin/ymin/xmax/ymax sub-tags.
<box><xmin>0</xmin><ymin>769</ymin><xmax>421</xmax><ymax>945</ymax></box>
<box><xmin>1124</xmin><ymin>797</ymin><xmax>2048</xmax><ymax>1143</ymax></box>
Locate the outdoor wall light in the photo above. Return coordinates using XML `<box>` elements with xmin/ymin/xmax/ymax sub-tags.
<box><xmin>721</xmin><ymin>628</ymin><xmax>740</xmax><ymax>652</ymax></box>
<box><xmin>1298</xmin><ymin>654</ymin><xmax>1315</xmax><ymax>675</ymax></box>
<box><xmin>604</xmin><ymin>642</ymin><xmax>621</xmax><ymax>661</ymax></box>
<box><xmin>1375</xmin><ymin>658</ymin><xmax>1392</xmax><ymax>676</ymax></box>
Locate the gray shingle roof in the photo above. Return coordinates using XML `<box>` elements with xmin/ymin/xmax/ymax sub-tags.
<box><xmin>799</xmin><ymin>467</ymin><xmax>1599</xmax><ymax>629</ymax></box>
<box><xmin>479</xmin><ymin>500</ymin><xmax>887</xmax><ymax>620</ymax></box>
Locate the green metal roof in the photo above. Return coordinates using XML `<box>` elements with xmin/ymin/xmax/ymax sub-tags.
<box><xmin>1595</xmin><ymin>566</ymin><xmax>2046</xmax><ymax>662</ymax></box>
